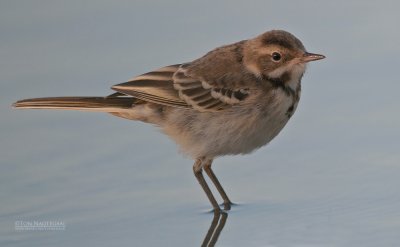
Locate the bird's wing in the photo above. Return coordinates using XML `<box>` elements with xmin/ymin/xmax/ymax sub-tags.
<box><xmin>172</xmin><ymin>64</ymin><xmax>250</xmax><ymax>111</ymax></box>
<box><xmin>112</xmin><ymin>64</ymin><xmax>250</xmax><ymax>112</ymax></box>
<box><xmin>111</xmin><ymin>42</ymin><xmax>254</xmax><ymax>112</ymax></box>
<box><xmin>111</xmin><ymin>64</ymin><xmax>189</xmax><ymax>108</ymax></box>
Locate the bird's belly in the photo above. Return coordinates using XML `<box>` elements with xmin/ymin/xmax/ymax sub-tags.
<box><xmin>162</xmin><ymin>90</ymin><xmax>297</xmax><ymax>159</ymax></box>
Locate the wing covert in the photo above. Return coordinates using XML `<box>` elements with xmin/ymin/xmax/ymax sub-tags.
<box><xmin>112</xmin><ymin>64</ymin><xmax>250</xmax><ymax>112</ymax></box>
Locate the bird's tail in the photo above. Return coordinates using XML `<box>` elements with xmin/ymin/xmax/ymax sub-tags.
<box><xmin>13</xmin><ymin>96</ymin><xmax>136</xmax><ymax>112</ymax></box>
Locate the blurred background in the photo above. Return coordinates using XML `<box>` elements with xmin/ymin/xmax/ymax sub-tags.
<box><xmin>1</xmin><ymin>1</ymin><xmax>399</xmax><ymax>246</ymax></box>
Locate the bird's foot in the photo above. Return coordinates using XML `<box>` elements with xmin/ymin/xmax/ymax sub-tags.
<box><xmin>222</xmin><ymin>201</ymin><xmax>234</xmax><ymax>211</ymax></box>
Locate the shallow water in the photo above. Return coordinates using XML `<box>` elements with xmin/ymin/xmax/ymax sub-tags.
<box><xmin>1</xmin><ymin>1</ymin><xmax>400</xmax><ymax>246</ymax></box>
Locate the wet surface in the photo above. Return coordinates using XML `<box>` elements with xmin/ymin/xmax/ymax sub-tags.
<box><xmin>1</xmin><ymin>1</ymin><xmax>400</xmax><ymax>246</ymax></box>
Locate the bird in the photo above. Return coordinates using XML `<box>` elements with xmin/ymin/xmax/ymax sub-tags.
<box><xmin>13</xmin><ymin>30</ymin><xmax>325</xmax><ymax>212</ymax></box>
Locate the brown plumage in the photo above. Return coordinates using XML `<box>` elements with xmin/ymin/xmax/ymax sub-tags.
<box><xmin>13</xmin><ymin>30</ymin><xmax>325</xmax><ymax>212</ymax></box>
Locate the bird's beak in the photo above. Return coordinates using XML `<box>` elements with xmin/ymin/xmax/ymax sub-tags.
<box><xmin>302</xmin><ymin>52</ymin><xmax>325</xmax><ymax>63</ymax></box>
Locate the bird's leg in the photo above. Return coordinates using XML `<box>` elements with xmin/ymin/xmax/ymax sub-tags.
<box><xmin>203</xmin><ymin>160</ymin><xmax>233</xmax><ymax>210</ymax></box>
<box><xmin>193</xmin><ymin>158</ymin><xmax>220</xmax><ymax>212</ymax></box>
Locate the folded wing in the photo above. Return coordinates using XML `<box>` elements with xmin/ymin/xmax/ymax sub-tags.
<box><xmin>112</xmin><ymin>50</ymin><xmax>250</xmax><ymax>112</ymax></box>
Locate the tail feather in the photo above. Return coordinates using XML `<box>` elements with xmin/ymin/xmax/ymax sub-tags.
<box><xmin>13</xmin><ymin>96</ymin><xmax>136</xmax><ymax>112</ymax></box>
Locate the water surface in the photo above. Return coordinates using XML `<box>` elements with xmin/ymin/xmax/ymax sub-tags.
<box><xmin>1</xmin><ymin>1</ymin><xmax>400</xmax><ymax>246</ymax></box>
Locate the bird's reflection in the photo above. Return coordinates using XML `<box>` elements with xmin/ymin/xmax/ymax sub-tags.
<box><xmin>201</xmin><ymin>211</ymin><xmax>228</xmax><ymax>247</ymax></box>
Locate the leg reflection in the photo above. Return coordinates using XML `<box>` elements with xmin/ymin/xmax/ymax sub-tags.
<box><xmin>201</xmin><ymin>211</ymin><xmax>228</xmax><ymax>247</ymax></box>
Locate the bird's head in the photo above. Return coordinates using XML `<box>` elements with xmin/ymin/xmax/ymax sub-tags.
<box><xmin>243</xmin><ymin>30</ymin><xmax>325</xmax><ymax>89</ymax></box>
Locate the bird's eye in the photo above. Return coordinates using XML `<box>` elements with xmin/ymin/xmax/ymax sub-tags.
<box><xmin>271</xmin><ymin>52</ymin><xmax>282</xmax><ymax>62</ymax></box>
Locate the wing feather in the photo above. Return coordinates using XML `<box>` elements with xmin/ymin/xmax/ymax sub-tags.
<box><xmin>112</xmin><ymin>64</ymin><xmax>249</xmax><ymax>111</ymax></box>
<box><xmin>112</xmin><ymin>64</ymin><xmax>190</xmax><ymax>108</ymax></box>
<box><xmin>173</xmin><ymin>66</ymin><xmax>249</xmax><ymax>111</ymax></box>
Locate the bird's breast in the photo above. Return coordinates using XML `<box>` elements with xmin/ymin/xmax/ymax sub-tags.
<box><xmin>161</xmin><ymin>87</ymin><xmax>300</xmax><ymax>159</ymax></box>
